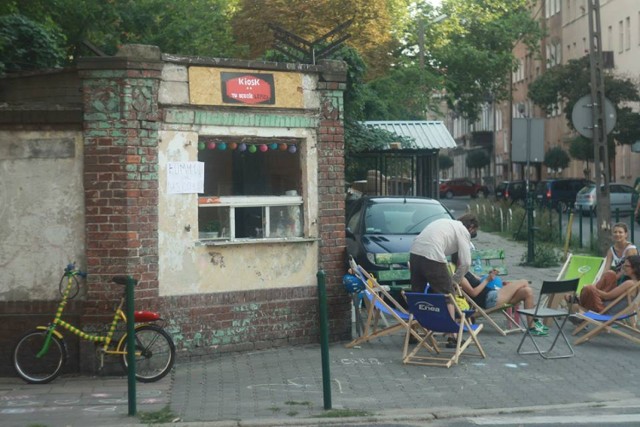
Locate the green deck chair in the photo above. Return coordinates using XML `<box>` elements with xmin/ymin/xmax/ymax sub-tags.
<box><xmin>545</xmin><ymin>254</ymin><xmax>606</xmax><ymax>315</ymax></box>
<box><xmin>557</xmin><ymin>254</ymin><xmax>606</xmax><ymax>295</ymax></box>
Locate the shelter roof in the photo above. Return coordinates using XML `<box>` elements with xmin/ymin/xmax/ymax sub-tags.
<box><xmin>362</xmin><ymin>120</ymin><xmax>456</xmax><ymax>150</ymax></box>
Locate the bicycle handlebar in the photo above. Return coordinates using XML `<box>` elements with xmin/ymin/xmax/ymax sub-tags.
<box><xmin>64</xmin><ymin>262</ymin><xmax>87</xmax><ymax>278</ymax></box>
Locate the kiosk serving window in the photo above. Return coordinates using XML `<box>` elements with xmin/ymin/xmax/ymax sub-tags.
<box><xmin>197</xmin><ymin>136</ymin><xmax>303</xmax><ymax>241</ymax></box>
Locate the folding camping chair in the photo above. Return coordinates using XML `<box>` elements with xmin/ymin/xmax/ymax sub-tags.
<box><xmin>403</xmin><ymin>292</ymin><xmax>486</xmax><ymax>368</ymax></box>
<box><xmin>345</xmin><ymin>257</ymin><xmax>427</xmax><ymax>349</ymax></box>
<box><xmin>516</xmin><ymin>278</ymin><xmax>580</xmax><ymax>359</ymax></box>
<box><xmin>573</xmin><ymin>280</ymin><xmax>640</xmax><ymax>345</ymax></box>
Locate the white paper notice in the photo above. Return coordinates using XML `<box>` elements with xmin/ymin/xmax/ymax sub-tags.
<box><xmin>167</xmin><ymin>162</ymin><xmax>204</xmax><ymax>194</ymax></box>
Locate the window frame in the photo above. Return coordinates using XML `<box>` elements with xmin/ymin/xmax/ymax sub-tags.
<box><xmin>198</xmin><ymin>195</ymin><xmax>307</xmax><ymax>244</ymax></box>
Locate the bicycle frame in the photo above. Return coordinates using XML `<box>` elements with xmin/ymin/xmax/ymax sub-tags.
<box><xmin>37</xmin><ymin>266</ymin><xmax>131</xmax><ymax>359</ymax></box>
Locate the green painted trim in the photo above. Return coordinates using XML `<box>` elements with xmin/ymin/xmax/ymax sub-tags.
<box><xmin>165</xmin><ymin>108</ymin><xmax>317</xmax><ymax>128</ymax></box>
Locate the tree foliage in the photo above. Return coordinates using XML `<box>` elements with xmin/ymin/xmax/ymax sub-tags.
<box><xmin>0</xmin><ymin>14</ymin><xmax>66</xmax><ymax>73</ymax></box>
<box><xmin>429</xmin><ymin>0</ymin><xmax>543</xmax><ymax>120</ymax></box>
<box><xmin>439</xmin><ymin>154</ymin><xmax>454</xmax><ymax>171</ymax></box>
<box><xmin>528</xmin><ymin>56</ymin><xmax>640</xmax><ymax>145</ymax></box>
<box><xmin>543</xmin><ymin>146</ymin><xmax>570</xmax><ymax>171</ymax></box>
<box><xmin>466</xmin><ymin>150</ymin><xmax>490</xmax><ymax>175</ymax></box>
<box><xmin>2</xmin><ymin>0</ymin><xmax>243</xmax><ymax>64</ymax></box>
<box><xmin>232</xmin><ymin>0</ymin><xmax>410</xmax><ymax>79</ymax></box>
<box><xmin>362</xmin><ymin>66</ymin><xmax>443</xmax><ymax>120</ymax></box>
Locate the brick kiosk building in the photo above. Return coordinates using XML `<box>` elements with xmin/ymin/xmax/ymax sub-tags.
<box><xmin>0</xmin><ymin>45</ymin><xmax>350</xmax><ymax>375</ymax></box>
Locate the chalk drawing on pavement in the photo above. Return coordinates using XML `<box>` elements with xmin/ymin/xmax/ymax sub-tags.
<box><xmin>339</xmin><ymin>358</ymin><xmax>383</xmax><ymax>365</ymax></box>
<box><xmin>6</xmin><ymin>400</ymin><xmax>38</xmax><ymax>406</ymax></box>
<box><xmin>85</xmin><ymin>406</ymin><xmax>117</xmax><ymax>412</ymax></box>
<box><xmin>247</xmin><ymin>377</ymin><xmax>344</xmax><ymax>394</ymax></box>
<box><xmin>54</xmin><ymin>399</ymin><xmax>80</xmax><ymax>405</ymax></box>
<box><xmin>1</xmin><ymin>408</ymin><xmax>35</xmax><ymax>415</ymax></box>
<box><xmin>99</xmin><ymin>398</ymin><xmax>128</xmax><ymax>404</ymax></box>
<box><xmin>137</xmin><ymin>389</ymin><xmax>164</xmax><ymax>398</ymax></box>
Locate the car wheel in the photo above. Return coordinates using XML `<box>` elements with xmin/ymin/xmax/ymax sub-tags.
<box><xmin>446</xmin><ymin>191</ymin><xmax>454</xmax><ymax>199</ymax></box>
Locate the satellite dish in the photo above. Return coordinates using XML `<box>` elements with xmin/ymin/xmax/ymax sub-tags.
<box><xmin>571</xmin><ymin>95</ymin><xmax>616</xmax><ymax>138</ymax></box>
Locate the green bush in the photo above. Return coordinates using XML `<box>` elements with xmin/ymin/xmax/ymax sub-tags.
<box><xmin>520</xmin><ymin>242</ymin><xmax>561</xmax><ymax>267</ymax></box>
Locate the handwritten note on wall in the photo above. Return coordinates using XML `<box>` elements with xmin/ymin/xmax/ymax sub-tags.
<box><xmin>167</xmin><ymin>162</ymin><xmax>204</xmax><ymax>194</ymax></box>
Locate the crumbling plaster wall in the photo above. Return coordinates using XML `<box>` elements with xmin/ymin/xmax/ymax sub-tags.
<box><xmin>157</xmin><ymin>61</ymin><xmax>321</xmax><ymax>295</ymax></box>
<box><xmin>0</xmin><ymin>130</ymin><xmax>85</xmax><ymax>301</ymax></box>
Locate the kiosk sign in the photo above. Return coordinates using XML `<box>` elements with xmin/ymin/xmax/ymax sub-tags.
<box><xmin>221</xmin><ymin>72</ymin><xmax>275</xmax><ymax>105</ymax></box>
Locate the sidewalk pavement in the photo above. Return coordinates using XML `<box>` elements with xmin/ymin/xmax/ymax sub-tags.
<box><xmin>3</xmin><ymin>232</ymin><xmax>640</xmax><ymax>427</ymax></box>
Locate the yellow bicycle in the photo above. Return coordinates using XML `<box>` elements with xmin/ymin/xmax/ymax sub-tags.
<box><xmin>13</xmin><ymin>263</ymin><xmax>175</xmax><ymax>384</ymax></box>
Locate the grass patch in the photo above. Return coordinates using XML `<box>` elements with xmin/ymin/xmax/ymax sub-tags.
<box><xmin>137</xmin><ymin>405</ymin><xmax>177</xmax><ymax>424</ymax></box>
<box><xmin>313</xmin><ymin>408</ymin><xmax>373</xmax><ymax>418</ymax></box>
<box><xmin>268</xmin><ymin>406</ymin><xmax>281</xmax><ymax>412</ymax></box>
<box><xmin>287</xmin><ymin>410</ymin><xmax>299</xmax><ymax>416</ymax></box>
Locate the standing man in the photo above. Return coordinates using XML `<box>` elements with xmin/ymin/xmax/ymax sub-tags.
<box><xmin>409</xmin><ymin>213</ymin><xmax>478</xmax><ymax>294</ymax></box>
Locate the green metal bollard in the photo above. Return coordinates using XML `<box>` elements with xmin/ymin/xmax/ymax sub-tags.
<box><xmin>126</xmin><ymin>275</ymin><xmax>137</xmax><ymax>416</ymax></box>
<box><xmin>316</xmin><ymin>270</ymin><xmax>332</xmax><ymax>410</ymax></box>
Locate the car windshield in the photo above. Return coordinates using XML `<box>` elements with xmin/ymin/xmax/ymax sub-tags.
<box><xmin>578</xmin><ymin>184</ymin><xmax>596</xmax><ymax>195</ymax></box>
<box><xmin>364</xmin><ymin>201</ymin><xmax>451</xmax><ymax>235</ymax></box>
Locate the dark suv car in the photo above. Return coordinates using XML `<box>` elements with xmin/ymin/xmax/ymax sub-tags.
<box><xmin>495</xmin><ymin>181</ymin><xmax>537</xmax><ymax>205</ymax></box>
<box><xmin>535</xmin><ymin>178</ymin><xmax>592</xmax><ymax>212</ymax></box>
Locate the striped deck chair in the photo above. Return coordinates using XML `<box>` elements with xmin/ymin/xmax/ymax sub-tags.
<box><xmin>345</xmin><ymin>257</ymin><xmax>428</xmax><ymax>349</ymax></box>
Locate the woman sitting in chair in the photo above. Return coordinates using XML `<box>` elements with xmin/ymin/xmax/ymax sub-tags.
<box><xmin>458</xmin><ymin>270</ymin><xmax>546</xmax><ymax>336</ymax></box>
<box><xmin>603</xmin><ymin>222</ymin><xmax>638</xmax><ymax>284</ymax></box>
<box><xmin>578</xmin><ymin>255</ymin><xmax>640</xmax><ymax>313</ymax></box>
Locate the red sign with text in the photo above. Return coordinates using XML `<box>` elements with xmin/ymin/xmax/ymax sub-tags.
<box><xmin>221</xmin><ymin>72</ymin><xmax>276</xmax><ymax>105</ymax></box>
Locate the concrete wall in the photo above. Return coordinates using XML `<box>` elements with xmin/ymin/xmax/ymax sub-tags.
<box><xmin>0</xmin><ymin>130</ymin><xmax>85</xmax><ymax>301</ymax></box>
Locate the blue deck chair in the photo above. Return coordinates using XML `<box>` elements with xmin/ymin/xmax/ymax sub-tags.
<box><xmin>573</xmin><ymin>280</ymin><xmax>640</xmax><ymax>346</ymax></box>
<box><xmin>403</xmin><ymin>292</ymin><xmax>486</xmax><ymax>368</ymax></box>
<box><xmin>345</xmin><ymin>258</ymin><xmax>428</xmax><ymax>349</ymax></box>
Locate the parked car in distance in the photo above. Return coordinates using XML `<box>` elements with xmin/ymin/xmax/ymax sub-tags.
<box><xmin>495</xmin><ymin>180</ymin><xmax>537</xmax><ymax>205</ymax></box>
<box><xmin>535</xmin><ymin>178</ymin><xmax>592</xmax><ymax>212</ymax></box>
<box><xmin>574</xmin><ymin>183</ymin><xmax>639</xmax><ymax>215</ymax></box>
<box><xmin>439</xmin><ymin>178</ymin><xmax>489</xmax><ymax>199</ymax></box>
<box><xmin>345</xmin><ymin>196</ymin><xmax>453</xmax><ymax>272</ymax></box>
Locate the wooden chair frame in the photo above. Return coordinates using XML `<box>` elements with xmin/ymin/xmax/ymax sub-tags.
<box><xmin>403</xmin><ymin>292</ymin><xmax>486</xmax><ymax>368</ymax></box>
<box><xmin>573</xmin><ymin>280</ymin><xmax>640</xmax><ymax>345</ymax></box>
<box><xmin>345</xmin><ymin>257</ymin><xmax>428</xmax><ymax>349</ymax></box>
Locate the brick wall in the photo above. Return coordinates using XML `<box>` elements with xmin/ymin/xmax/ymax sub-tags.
<box><xmin>77</xmin><ymin>53</ymin><xmax>164</xmax><ymax>372</ymax></box>
<box><xmin>316</xmin><ymin>76</ymin><xmax>351</xmax><ymax>341</ymax></box>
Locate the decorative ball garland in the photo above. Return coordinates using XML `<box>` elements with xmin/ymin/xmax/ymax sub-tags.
<box><xmin>199</xmin><ymin>140</ymin><xmax>298</xmax><ymax>153</ymax></box>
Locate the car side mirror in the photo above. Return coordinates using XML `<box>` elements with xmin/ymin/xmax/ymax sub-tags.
<box><xmin>346</xmin><ymin>227</ymin><xmax>355</xmax><ymax>239</ymax></box>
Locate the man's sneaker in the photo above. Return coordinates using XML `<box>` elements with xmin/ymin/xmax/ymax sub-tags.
<box><xmin>529</xmin><ymin>326</ymin><xmax>548</xmax><ymax>336</ymax></box>
<box><xmin>534</xmin><ymin>320</ymin><xmax>549</xmax><ymax>332</ymax></box>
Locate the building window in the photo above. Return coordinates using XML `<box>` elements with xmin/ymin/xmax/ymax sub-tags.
<box><xmin>197</xmin><ymin>136</ymin><xmax>303</xmax><ymax>241</ymax></box>
<box><xmin>625</xmin><ymin>17</ymin><xmax>631</xmax><ymax>50</ymax></box>
<box><xmin>619</xmin><ymin>20</ymin><xmax>624</xmax><ymax>53</ymax></box>
<box><xmin>607</xmin><ymin>25</ymin><xmax>613</xmax><ymax>51</ymax></box>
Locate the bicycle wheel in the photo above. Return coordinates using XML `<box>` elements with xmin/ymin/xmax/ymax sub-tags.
<box><xmin>13</xmin><ymin>329</ymin><xmax>66</xmax><ymax>384</ymax></box>
<box><xmin>119</xmin><ymin>324</ymin><xmax>175</xmax><ymax>382</ymax></box>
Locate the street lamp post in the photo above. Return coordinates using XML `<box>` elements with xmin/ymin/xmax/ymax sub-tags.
<box><xmin>525</xmin><ymin>117</ymin><xmax>535</xmax><ymax>264</ymax></box>
<box><xmin>519</xmin><ymin>104</ymin><xmax>535</xmax><ymax>264</ymax></box>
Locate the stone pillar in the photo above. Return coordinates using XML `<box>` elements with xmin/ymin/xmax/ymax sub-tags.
<box><xmin>316</xmin><ymin>60</ymin><xmax>351</xmax><ymax>340</ymax></box>
<box><xmin>77</xmin><ymin>45</ymin><xmax>163</xmax><ymax>372</ymax></box>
